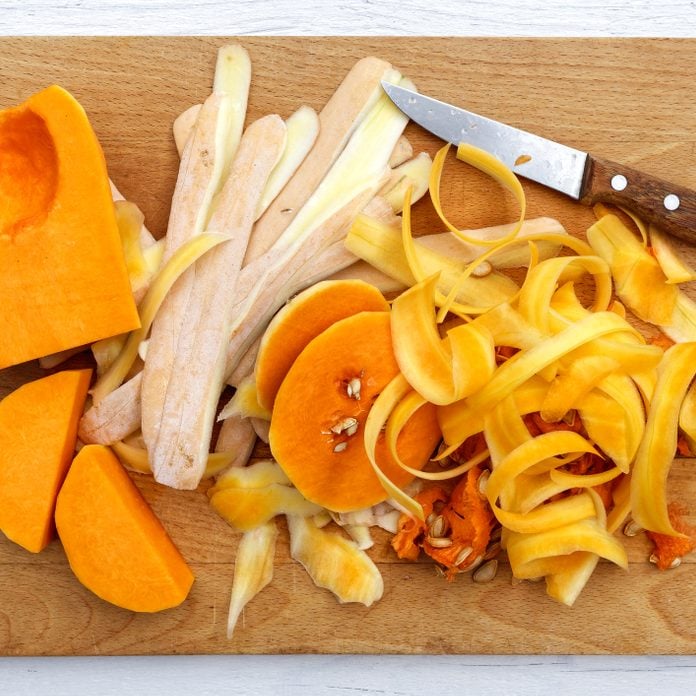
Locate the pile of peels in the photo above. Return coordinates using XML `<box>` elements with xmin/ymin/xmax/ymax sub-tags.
<box><xmin>41</xmin><ymin>45</ymin><xmax>694</xmax><ymax>625</ymax></box>
<box><xmin>350</xmin><ymin>142</ymin><xmax>696</xmax><ymax>606</ymax></box>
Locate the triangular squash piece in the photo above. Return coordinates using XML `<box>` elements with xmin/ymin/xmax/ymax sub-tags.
<box><xmin>0</xmin><ymin>369</ymin><xmax>92</xmax><ymax>552</ymax></box>
<box><xmin>55</xmin><ymin>445</ymin><xmax>194</xmax><ymax>612</ymax></box>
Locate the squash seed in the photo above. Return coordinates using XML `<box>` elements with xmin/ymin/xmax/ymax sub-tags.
<box><xmin>454</xmin><ymin>546</ymin><xmax>473</xmax><ymax>566</ymax></box>
<box><xmin>428</xmin><ymin>514</ymin><xmax>448</xmax><ymax>539</ymax></box>
<box><xmin>330</xmin><ymin>416</ymin><xmax>358</xmax><ymax>435</ymax></box>
<box><xmin>333</xmin><ymin>442</ymin><xmax>348</xmax><ymax>453</ymax></box>
<box><xmin>344</xmin><ymin>422</ymin><xmax>359</xmax><ymax>437</ymax></box>
<box><xmin>346</xmin><ymin>377</ymin><xmax>362</xmax><ymax>400</ymax></box>
<box><xmin>623</xmin><ymin>519</ymin><xmax>643</xmax><ymax>537</ymax></box>
<box><xmin>471</xmin><ymin>260</ymin><xmax>493</xmax><ymax>278</ymax></box>
<box><xmin>483</xmin><ymin>541</ymin><xmax>501</xmax><ymax>561</ymax></box>
<box><xmin>427</xmin><ymin>536</ymin><xmax>453</xmax><ymax>548</ymax></box>
<box><xmin>477</xmin><ymin>469</ymin><xmax>490</xmax><ymax>498</ymax></box>
<box><xmin>472</xmin><ymin>559</ymin><xmax>498</xmax><ymax>583</ymax></box>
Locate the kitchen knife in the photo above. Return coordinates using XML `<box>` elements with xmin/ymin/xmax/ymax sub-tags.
<box><xmin>382</xmin><ymin>81</ymin><xmax>696</xmax><ymax>243</ymax></box>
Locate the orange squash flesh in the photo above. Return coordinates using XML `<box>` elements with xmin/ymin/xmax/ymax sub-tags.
<box><xmin>269</xmin><ymin>311</ymin><xmax>441</xmax><ymax>512</ymax></box>
<box><xmin>0</xmin><ymin>85</ymin><xmax>140</xmax><ymax>368</ymax></box>
<box><xmin>255</xmin><ymin>279</ymin><xmax>390</xmax><ymax>411</ymax></box>
<box><xmin>55</xmin><ymin>444</ymin><xmax>194</xmax><ymax>612</ymax></box>
<box><xmin>0</xmin><ymin>369</ymin><xmax>92</xmax><ymax>553</ymax></box>
<box><xmin>392</xmin><ymin>466</ymin><xmax>495</xmax><ymax>579</ymax></box>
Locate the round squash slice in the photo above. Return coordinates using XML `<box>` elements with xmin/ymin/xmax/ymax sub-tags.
<box><xmin>269</xmin><ymin>311</ymin><xmax>441</xmax><ymax>512</ymax></box>
<box><xmin>255</xmin><ymin>279</ymin><xmax>389</xmax><ymax>412</ymax></box>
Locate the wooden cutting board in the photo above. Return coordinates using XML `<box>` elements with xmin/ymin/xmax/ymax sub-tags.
<box><xmin>1</xmin><ymin>37</ymin><xmax>695</xmax><ymax>656</ymax></box>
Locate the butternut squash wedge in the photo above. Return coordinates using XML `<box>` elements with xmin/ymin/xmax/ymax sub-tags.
<box><xmin>269</xmin><ymin>311</ymin><xmax>441</xmax><ymax>512</ymax></box>
<box><xmin>55</xmin><ymin>444</ymin><xmax>194</xmax><ymax>612</ymax></box>
<box><xmin>255</xmin><ymin>279</ymin><xmax>389</xmax><ymax>411</ymax></box>
<box><xmin>0</xmin><ymin>369</ymin><xmax>91</xmax><ymax>553</ymax></box>
<box><xmin>0</xmin><ymin>85</ymin><xmax>140</xmax><ymax>368</ymax></box>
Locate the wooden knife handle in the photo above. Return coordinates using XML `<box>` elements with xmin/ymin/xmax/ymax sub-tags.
<box><xmin>580</xmin><ymin>156</ymin><xmax>696</xmax><ymax>243</ymax></box>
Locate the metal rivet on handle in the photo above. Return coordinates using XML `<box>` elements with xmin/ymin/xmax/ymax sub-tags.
<box><xmin>664</xmin><ymin>193</ymin><xmax>681</xmax><ymax>211</ymax></box>
<box><xmin>611</xmin><ymin>174</ymin><xmax>628</xmax><ymax>191</ymax></box>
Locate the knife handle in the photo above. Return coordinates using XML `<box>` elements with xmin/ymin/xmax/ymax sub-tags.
<box><xmin>580</xmin><ymin>156</ymin><xmax>696</xmax><ymax>243</ymax></box>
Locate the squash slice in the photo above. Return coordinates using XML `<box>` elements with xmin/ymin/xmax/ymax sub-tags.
<box><xmin>254</xmin><ymin>279</ymin><xmax>389</xmax><ymax>411</ymax></box>
<box><xmin>269</xmin><ymin>311</ymin><xmax>441</xmax><ymax>512</ymax></box>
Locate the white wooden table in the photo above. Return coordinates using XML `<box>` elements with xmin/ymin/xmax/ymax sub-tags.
<box><xmin>1</xmin><ymin>2</ymin><xmax>695</xmax><ymax>694</ymax></box>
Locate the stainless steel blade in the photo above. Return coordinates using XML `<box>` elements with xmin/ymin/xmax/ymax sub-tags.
<box><xmin>382</xmin><ymin>81</ymin><xmax>589</xmax><ymax>200</ymax></box>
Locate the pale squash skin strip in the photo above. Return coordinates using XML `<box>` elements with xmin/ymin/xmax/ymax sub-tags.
<box><xmin>109</xmin><ymin>179</ymin><xmax>156</xmax><ymax>249</ymax></box>
<box><xmin>227</xmin><ymin>522</ymin><xmax>278</xmax><ymax>638</ymax></box>
<box><xmin>387</xmin><ymin>134</ymin><xmax>413</xmax><ymax>168</ymax></box>
<box><xmin>215</xmin><ymin>414</ymin><xmax>257</xmax><ymax>472</ymax></box>
<box><xmin>141</xmin><ymin>46</ymin><xmax>251</xmax><ymax>472</ymax></box>
<box><xmin>242</xmin><ymin>56</ymin><xmax>395</xmax><ymax>264</ymax></box>
<box><xmin>287</xmin><ymin>515</ymin><xmax>384</xmax><ymax>606</ymax></box>
<box><xmin>79</xmin><ymin>372</ymin><xmax>142</xmax><ymax>445</ymax></box>
<box><xmin>149</xmin><ymin>115</ymin><xmax>287</xmax><ymax>490</ymax></box>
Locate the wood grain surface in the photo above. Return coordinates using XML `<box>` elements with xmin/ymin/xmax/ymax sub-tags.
<box><xmin>0</xmin><ymin>37</ymin><xmax>695</xmax><ymax>657</ymax></box>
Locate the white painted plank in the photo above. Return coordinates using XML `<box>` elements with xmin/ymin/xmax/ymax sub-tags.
<box><xmin>0</xmin><ymin>0</ymin><xmax>694</xmax><ymax>36</ymax></box>
<box><xmin>3</xmin><ymin>655</ymin><xmax>696</xmax><ymax>695</ymax></box>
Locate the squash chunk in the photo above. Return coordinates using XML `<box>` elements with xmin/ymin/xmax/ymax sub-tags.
<box><xmin>0</xmin><ymin>369</ymin><xmax>91</xmax><ymax>553</ymax></box>
<box><xmin>55</xmin><ymin>445</ymin><xmax>194</xmax><ymax>612</ymax></box>
<box><xmin>269</xmin><ymin>311</ymin><xmax>441</xmax><ymax>512</ymax></box>
<box><xmin>0</xmin><ymin>85</ymin><xmax>140</xmax><ymax>368</ymax></box>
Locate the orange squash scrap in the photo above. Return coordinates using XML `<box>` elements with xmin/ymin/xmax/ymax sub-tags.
<box><xmin>269</xmin><ymin>311</ymin><xmax>441</xmax><ymax>512</ymax></box>
<box><xmin>55</xmin><ymin>444</ymin><xmax>194</xmax><ymax>612</ymax></box>
<box><xmin>254</xmin><ymin>279</ymin><xmax>389</xmax><ymax>412</ymax></box>
<box><xmin>0</xmin><ymin>86</ymin><xmax>140</xmax><ymax>368</ymax></box>
<box><xmin>392</xmin><ymin>465</ymin><xmax>495</xmax><ymax>579</ymax></box>
<box><xmin>0</xmin><ymin>369</ymin><xmax>91</xmax><ymax>552</ymax></box>
<box><xmin>391</xmin><ymin>487</ymin><xmax>447</xmax><ymax>562</ymax></box>
<box><xmin>646</xmin><ymin>503</ymin><xmax>695</xmax><ymax>570</ymax></box>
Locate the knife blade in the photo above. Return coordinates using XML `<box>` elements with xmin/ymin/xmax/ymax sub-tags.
<box><xmin>382</xmin><ymin>81</ymin><xmax>696</xmax><ymax>243</ymax></box>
